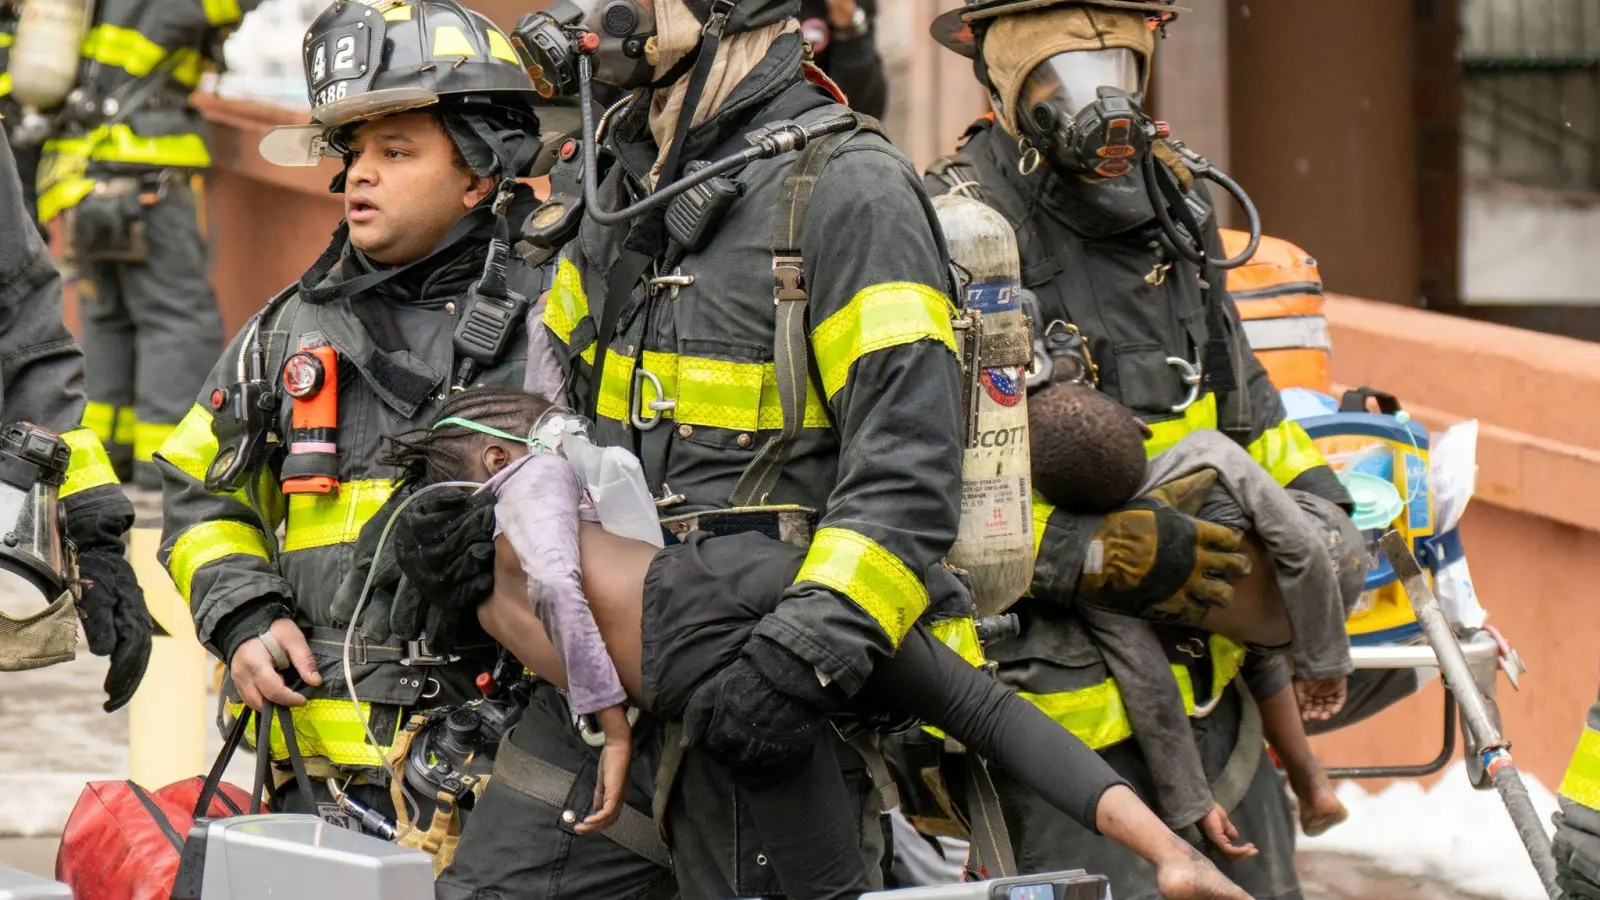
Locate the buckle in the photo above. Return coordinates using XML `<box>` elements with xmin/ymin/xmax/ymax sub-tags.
<box><xmin>1165</xmin><ymin>356</ymin><xmax>1202</xmax><ymax>413</ymax></box>
<box><xmin>402</xmin><ymin>639</ymin><xmax>457</xmax><ymax>667</ymax></box>
<box><xmin>630</xmin><ymin>366</ymin><xmax>675</xmax><ymax>431</ymax></box>
<box><xmin>773</xmin><ymin>256</ymin><xmax>806</xmax><ymax>304</ymax></box>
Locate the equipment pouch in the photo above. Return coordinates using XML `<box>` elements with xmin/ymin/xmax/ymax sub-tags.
<box><xmin>65</xmin><ymin>183</ymin><xmax>150</xmax><ymax>264</ymax></box>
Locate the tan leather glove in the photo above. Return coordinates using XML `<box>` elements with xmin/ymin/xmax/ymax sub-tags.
<box><xmin>1076</xmin><ymin>471</ymin><xmax>1251</xmax><ymax>625</ymax></box>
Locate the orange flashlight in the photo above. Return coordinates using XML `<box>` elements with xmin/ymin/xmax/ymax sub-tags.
<box><xmin>281</xmin><ymin>344</ymin><xmax>340</xmax><ymax>495</ymax></box>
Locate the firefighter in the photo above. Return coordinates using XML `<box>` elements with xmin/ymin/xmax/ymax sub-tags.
<box><xmin>154</xmin><ymin>0</ymin><xmax>566</xmax><ymax>827</ymax></box>
<box><xmin>0</xmin><ymin>1</ymin><xmax>45</xmax><ymax>239</ymax></box>
<box><xmin>0</xmin><ymin>129</ymin><xmax>150</xmax><ymax>711</ymax></box>
<box><xmin>799</xmin><ymin>0</ymin><xmax>886</xmax><ymax>119</ymax></box>
<box><xmin>28</xmin><ymin>0</ymin><xmax>262</xmax><ymax>489</ymax></box>
<box><xmin>917</xmin><ymin>1</ymin><xmax>1356</xmax><ymax>896</ymax></box>
<box><xmin>397</xmin><ymin>0</ymin><xmax>970</xmax><ymax>896</ymax></box>
<box><xmin>1554</xmin><ymin>684</ymin><xmax>1600</xmax><ymax>898</ymax></box>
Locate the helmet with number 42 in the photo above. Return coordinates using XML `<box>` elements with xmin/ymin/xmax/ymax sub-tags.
<box><xmin>260</xmin><ymin>0</ymin><xmax>577</xmax><ymax>167</ymax></box>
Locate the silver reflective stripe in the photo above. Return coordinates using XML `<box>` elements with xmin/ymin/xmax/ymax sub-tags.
<box><xmin>1242</xmin><ymin>315</ymin><xmax>1332</xmax><ymax>352</ymax></box>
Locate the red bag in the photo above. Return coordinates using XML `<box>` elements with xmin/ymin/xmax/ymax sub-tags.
<box><xmin>55</xmin><ymin>705</ymin><xmax>303</xmax><ymax>900</ymax></box>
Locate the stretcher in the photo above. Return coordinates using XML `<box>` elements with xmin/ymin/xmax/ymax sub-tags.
<box><xmin>1323</xmin><ymin>532</ymin><xmax>1558</xmax><ymax>898</ymax></box>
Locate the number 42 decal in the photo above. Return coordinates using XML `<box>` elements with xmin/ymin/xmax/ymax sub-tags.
<box><xmin>311</xmin><ymin>34</ymin><xmax>358</xmax><ymax>84</ymax></box>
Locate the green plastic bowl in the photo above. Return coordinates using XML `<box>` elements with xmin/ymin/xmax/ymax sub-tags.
<box><xmin>1338</xmin><ymin>470</ymin><xmax>1406</xmax><ymax>532</ymax></box>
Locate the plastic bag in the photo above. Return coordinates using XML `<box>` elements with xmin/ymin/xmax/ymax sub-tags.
<box><xmin>1428</xmin><ymin>420</ymin><xmax>1485</xmax><ymax>629</ymax></box>
<box><xmin>561</xmin><ymin>432</ymin><xmax>664</xmax><ymax>549</ymax></box>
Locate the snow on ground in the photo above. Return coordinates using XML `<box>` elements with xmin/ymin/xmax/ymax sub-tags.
<box><xmin>1300</xmin><ymin>761</ymin><xmax>1559</xmax><ymax>900</ymax></box>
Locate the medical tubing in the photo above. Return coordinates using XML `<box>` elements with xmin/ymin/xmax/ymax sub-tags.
<box><xmin>576</xmin><ymin>54</ymin><xmax>854</xmax><ymax>226</ymax></box>
<box><xmin>342</xmin><ymin>481</ymin><xmax>484</xmax><ymax>766</ymax></box>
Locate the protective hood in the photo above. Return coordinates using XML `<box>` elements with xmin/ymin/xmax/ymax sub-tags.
<box><xmin>980</xmin><ymin>4</ymin><xmax>1154</xmax><ymax>136</ymax></box>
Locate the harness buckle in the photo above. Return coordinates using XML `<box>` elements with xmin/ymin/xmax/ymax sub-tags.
<box><xmin>773</xmin><ymin>256</ymin><xmax>807</xmax><ymax>305</ymax></box>
<box><xmin>631</xmin><ymin>366</ymin><xmax>675</xmax><ymax>431</ymax></box>
<box><xmin>1166</xmin><ymin>356</ymin><xmax>1203</xmax><ymax>413</ymax></box>
<box><xmin>402</xmin><ymin>639</ymin><xmax>456</xmax><ymax>667</ymax></box>
<box><xmin>647</xmin><ymin>268</ymin><xmax>695</xmax><ymax>300</ymax></box>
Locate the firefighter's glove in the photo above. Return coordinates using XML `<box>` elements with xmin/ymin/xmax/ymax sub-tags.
<box><xmin>75</xmin><ymin>547</ymin><xmax>153</xmax><ymax>713</ymax></box>
<box><xmin>390</xmin><ymin>486</ymin><xmax>497</xmax><ymax>650</ymax></box>
<box><xmin>1555</xmin><ymin>811</ymin><xmax>1600</xmax><ymax>900</ymax></box>
<box><xmin>1075</xmin><ymin>471</ymin><xmax>1250</xmax><ymax>626</ymax></box>
<box><xmin>682</xmin><ymin>633</ymin><xmax>838</xmax><ymax>770</ymax></box>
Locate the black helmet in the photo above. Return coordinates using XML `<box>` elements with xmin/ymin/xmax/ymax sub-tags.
<box><xmin>931</xmin><ymin>0</ymin><xmax>1184</xmax><ymax>59</ymax></box>
<box><xmin>262</xmin><ymin>0</ymin><xmax>578</xmax><ymax>167</ymax></box>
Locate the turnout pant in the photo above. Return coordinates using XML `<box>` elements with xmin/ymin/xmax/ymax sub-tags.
<box><xmin>436</xmin><ymin>681</ymin><xmax>676</xmax><ymax>900</ymax></box>
<box><xmin>992</xmin><ymin>688</ymin><xmax>1303</xmax><ymax>900</ymax></box>
<box><xmin>78</xmin><ymin>176</ymin><xmax>223</xmax><ymax>488</ymax></box>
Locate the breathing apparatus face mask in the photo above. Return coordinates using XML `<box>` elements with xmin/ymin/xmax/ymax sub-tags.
<box><xmin>512</xmin><ymin>0</ymin><xmax>659</xmax><ymax>97</ymax></box>
<box><xmin>1015</xmin><ymin>48</ymin><xmax>1158</xmax><ymax>179</ymax></box>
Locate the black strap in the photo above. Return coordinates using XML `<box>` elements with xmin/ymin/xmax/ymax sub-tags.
<box><xmin>1339</xmin><ymin>387</ymin><xmax>1403</xmax><ymax>415</ymax></box>
<box><xmin>128</xmin><ymin>783</ymin><xmax>185</xmax><ymax>853</ymax></box>
<box><xmin>963</xmin><ymin>754</ymin><xmax>1017</xmax><ymax>879</ymax></box>
<box><xmin>193</xmin><ymin>708</ymin><xmax>255</xmax><ymax>819</ymax></box>
<box><xmin>657</xmin><ymin>0</ymin><xmax>737</xmax><ymax>191</ymax></box>
<box><xmin>247</xmin><ymin>703</ymin><xmax>316</xmax><ymax>814</ymax></box>
<box><xmin>730</xmin><ymin>117</ymin><xmax>870</xmax><ymax>506</ymax></box>
<box><xmin>589</xmin><ymin>246</ymin><xmax>655</xmax><ymax>421</ymax></box>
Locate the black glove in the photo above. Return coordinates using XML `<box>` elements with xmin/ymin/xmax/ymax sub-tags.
<box><xmin>681</xmin><ymin>634</ymin><xmax>838</xmax><ymax>770</ymax></box>
<box><xmin>75</xmin><ymin>547</ymin><xmax>152</xmax><ymax>712</ymax></box>
<box><xmin>389</xmin><ymin>486</ymin><xmax>496</xmax><ymax>650</ymax></box>
<box><xmin>1556</xmin><ymin>812</ymin><xmax>1600</xmax><ymax>900</ymax></box>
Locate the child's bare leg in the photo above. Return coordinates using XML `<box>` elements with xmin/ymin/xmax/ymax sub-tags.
<box><xmin>1259</xmin><ymin>684</ymin><xmax>1346</xmax><ymax>836</ymax></box>
<box><xmin>1293</xmin><ymin>676</ymin><xmax>1348</xmax><ymax>723</ymax></box>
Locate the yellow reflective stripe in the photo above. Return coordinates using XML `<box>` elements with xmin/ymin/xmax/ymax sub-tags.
<box><xmin>1143</xmin><ymin>394</ymin><xmax>1219</xmax><ymax>459</ymax></box>
<box><xmin>133</xmin><ymin>420</ymin><xmax>177</xmax><ymax>464</ymax></box>
<box><xmin>811</xmin><ymin>283</ymin><xmax>958</xmax><ymax>398</ymax></box>
<box><xmin>0</xmin><ymin>72</ymin><xmax>10</xmax><ymax>98</ymax></box>
<box><xmin>283</xmin><ymin>479</ymin><xmax>397</xmax><ymax>552</ymax></box>
<box><xmin>1561</xmin><ymin>727</ymin><xmax>1600</xmax><ymax>809</ymax></box>
<box><xmin>45</xmin><ymin>125</ymin><xmax>212</xmax><ymax>168</ymax></box>
<box><xmin>1020</xmin><ymin>635</ymin><xmax>1247</xmax><ymax>750</ymax></box>
<box><xmin>383</xmin><ymin>5</ymin><xmax>414</xmax><ymax>21</ymax></box>
<box><xmin>0</xmin><ymin>33</ymin><xmax>12</xmax><ymax>48</ymax></box>
<box><xmin>432</xmin><ymin>24</ymin><xmax>476</xmax><ymax>58</ymax></box>
<box><xmin>83</xmin><ymin>401</ymin><xmax>116</xmax><ymax>444</ymax></box>
<box><xmin>1247</xmin><ymin>418</ymin><xmax>1325</xmax><ymax>488</ymax></box>
<box><xmin>168</xmin><ymin>520</ymin><xmax>273</xmax><ymax>601</ymax></box>
<box><xmin>81</xmin><ymin>25</ymin><xmax>204</xmax><ymax>85</ymax></box>
<box><xmin>928</xmin><ymin>617</ymin><xmax>985</xmax><ymax>668</ymax></box>
<box><xmin>596</xmin><ymin>350</ymin><xmax>832</xmax><ymax>431</ymax></box>
<box><xmin>1030</xmin><ymin>491</ymin><xmax>1054</xmax><ymax>562</ymax></box>
<box><xmin>157</xmin><ymin>405</ymin><xmax>220</xmax><ymax>483</ymax></box>
<box><xmin>230</xmin><ymin>699</ymin><xmax>396</xmax><ymax>768</ymax></box>
<box><xmin>541</xmin><ymin>258</ymin><xmax>594</xmax><ymax>362</ymax></box>
<box><xmin>202</xmin><ymin>0</ymin><xmax>242</xmax><ymax>25</ymax></box>
<box><xmin>795</xmin><ymin>527</ymin><xmax>927</xmax><ymax>645</ymax></box>
<box><xmin>37</xmin><ymin>178</ymin><xmax>94</xmax><ymax>224</ymax></box>
<box><xmin>61</xmin><ymin>428</ymin><xmax>120</xmax><ymax>498</ymax></box>
<box><xmin>487</xmin><ymin>28</ymin><xmax>519</xmax><ymax>63</ymax></box>
<box><xmin>156</xmin><ymin>404</ymin><xmax>286</xmax><ymax>528</ymax></box>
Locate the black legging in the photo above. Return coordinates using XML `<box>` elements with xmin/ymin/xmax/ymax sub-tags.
<box><xmin>737</xmin><ymin>625</ymin><xmax>1129</xmax><ymax>900</ymax></box>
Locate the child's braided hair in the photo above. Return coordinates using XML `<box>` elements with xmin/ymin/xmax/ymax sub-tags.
<box><xmin>383</xmin><ymin>388</ymin><xmax>552</xmax><ymax>488</ymax></box>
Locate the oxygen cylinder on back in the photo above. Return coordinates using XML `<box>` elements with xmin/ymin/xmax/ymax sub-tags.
<box><xmin>934</xmin><ymin>193</ymin><xmax>1034</xmax><ymax>617</ymax></box>
<box><xmin>10</xmin><ymin>0</ymin><xmax>94</xmax><ymax>110</ymax></box>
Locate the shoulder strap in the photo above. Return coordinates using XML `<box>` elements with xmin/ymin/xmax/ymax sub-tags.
<box><xmin>927</xmin><ymin>153</ymin><xmax>989</xmax><ymax>206</ymax></box>
<box><xmin>729</xmin><ymin>115</ymin><xmax>874</xmax><ymax>507</ymax></box>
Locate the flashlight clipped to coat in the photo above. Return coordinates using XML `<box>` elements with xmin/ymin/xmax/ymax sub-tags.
<box><xmin>280</xmin><ymin>343</ymin><xmax>341</xmax><ymax>495</ymax></box>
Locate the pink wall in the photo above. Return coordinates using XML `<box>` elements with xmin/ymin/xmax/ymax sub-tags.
<box><xmin>1310</xmin><ymin>296</ymin><xmax>1600</xmax><ymax>789</ymax></box>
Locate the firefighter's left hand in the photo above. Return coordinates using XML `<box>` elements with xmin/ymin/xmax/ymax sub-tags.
<box><xmin>75</xmin><ymin>547</ymin><xmax>152</xmax><ymax>713</ymax></box>
<box><xmin>682</xmin><ymin>634</ymin><xmax>837</xmax><ymax>769</ymax></box>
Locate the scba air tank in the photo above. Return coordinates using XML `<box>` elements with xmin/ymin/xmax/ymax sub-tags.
<box><xmin>11</xmin><ymin>0</ymin><xmax>94</xmax><ymax>110</ymax></box>
<box><xmin>934</xmin><ymin>193</ymin><xmax>1034</xmax><ymax>618</ymax></box>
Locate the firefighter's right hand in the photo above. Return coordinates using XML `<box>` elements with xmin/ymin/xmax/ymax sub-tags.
<box><xmin>1075</xmin><ymin>473</ymin><xmax>1250</xmax><ymax>625</ymax></box>
<box><xmin>230</xmin><ymin>618</ymin><xmax>321</xmax><ymax>711</ymax></box>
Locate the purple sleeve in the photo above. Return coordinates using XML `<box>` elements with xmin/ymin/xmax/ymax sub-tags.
<box><xmin>493</xmin><ymin>454</ymin><xmax>627</xmax><ymax>714</ymax></box>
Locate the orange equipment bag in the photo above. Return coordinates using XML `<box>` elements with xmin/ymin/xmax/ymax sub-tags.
<box><xmin>1221</xmin><ymin>230</ymin><xmax>1331</xmax><ymax>394</ymax></box>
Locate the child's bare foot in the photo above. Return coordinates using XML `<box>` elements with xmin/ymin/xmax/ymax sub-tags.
<box><xmin>1288</xmin><ymin>764</ymin><xmax>1348</xmax><ymax>837</ymax></box>
<box><xmin>1294</xmin><ymin>676</ymin><xmax>1347</xmax><ymax>722</ymax></box>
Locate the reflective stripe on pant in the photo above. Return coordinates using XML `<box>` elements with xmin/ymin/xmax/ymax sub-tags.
<box><xmin>438</xmin><ymin>683</ymin><xmax>674</xmax><ymax>900</ymax></box>
<box><xmin>78</xmin><ymin>178</ymin><xmax>222</xmax><ymax>488</ymax></box>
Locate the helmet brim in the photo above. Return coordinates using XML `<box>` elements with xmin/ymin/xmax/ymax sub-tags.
<box><xmin>260</xmin><ymin>87</ymin><xmax>443</xmax><ymax>167</ymax></box>
<box><xmin>932</xmin><ymin>0</ymin><xmax>1190</xmax><ymax>57</ymax></box>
